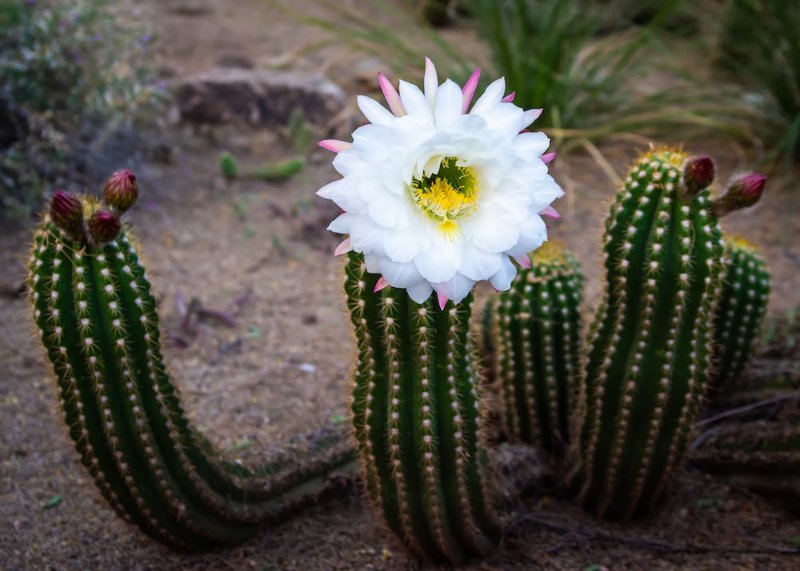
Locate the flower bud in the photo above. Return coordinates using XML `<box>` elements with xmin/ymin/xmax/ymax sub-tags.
<box><xmin>682</xmin><ymin>155</ymin><xmax>715</xmax><ymax>199</ymax></box>
<box><xmin>102</xmin><ymin>169</ymin><xmax>138</xmax><ymax>213</ymax></box>
<box><xmin>49</xmin><ymin>191</ymin><xmax>85</xmax><ymax>241</ymax></box>
<box><xmin>88</xmin><ymin>210</ymin><xmax>121</xmax><ymax>244</ymax></box>
<box><xmin>712</xmin><ymin>173</ymin><xmax>766</xmax><ymax>217</ymax></box>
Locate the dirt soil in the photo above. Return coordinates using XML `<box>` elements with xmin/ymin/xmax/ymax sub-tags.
<box><xmin>1</xmin><ymin>1</ymin><xmax>799</xmax><ymax>569</ymax></box>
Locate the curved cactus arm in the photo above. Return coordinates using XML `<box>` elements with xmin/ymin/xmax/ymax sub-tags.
<box><xmin>570</xmin><ymin>150</ymin><xmax>726</xmax><ymax>520</ymax></box>
<box><xmin>29</xmin><ymin>178</ymin><xmax>356</xmax><ymax>550</ymax></box>
<box><xmin>344</xmin><ymin>252</ymin><xmax>499</xmax><ymax>565</ymax></box>
<box><xmin>488</xmin><ymin>245</ymin><xmax>584</xmax><ymax>453</ymax></box>
<box><xmin>713</xmin><ymin>239</ymin><xmax>771</xmax><ymax>389</ymax></box>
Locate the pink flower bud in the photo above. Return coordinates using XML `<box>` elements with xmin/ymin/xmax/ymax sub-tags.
<box><xmin>102</xmin><ymin>169</ymin><xmax>138</xmax><ymax>213</ymax></box>
<box><xmin>88</xmin><ymin>210</ymin><xmax>121</xmax><ymax>244</ymax></box>
<box><xmin>682</xmin><ymin>155</ymin><xmax>715</xmax><ymax>198</ymax></box>
<box><xmin>50</xmin><ymin>191</ymin><xmax>84</xmax><ymax>240</ymax></box>
<box><xmin>712</xmin><ymin>173</ymin><xmax>767</xmax><ymax>217</ymax></box>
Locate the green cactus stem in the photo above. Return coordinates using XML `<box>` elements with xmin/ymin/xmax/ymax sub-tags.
<box><xmin>487</xmin><ymin>243</ymin><xmax>584</xmax><ymax>453</ymax></box>
<box><xmin>343</xmin><ymin>252</ymin><xmax>500</xmax><ymax>565</ymax></box>
<box><xmin>569</xmin><ymin>149</ymin><xmax>726</xmax><ymax>520</ymax></box>
<box><xmin>713</xmin><ymin>238</ymin><xmax>771</xmax><ymax>388</ymax></box>
<box><xmin>29</xmin><ymin>178</ymin><xmax>356</xmax><ymax>551</ymax></box>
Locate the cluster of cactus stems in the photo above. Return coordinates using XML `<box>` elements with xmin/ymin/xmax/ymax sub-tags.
<box><xmin>712</xmin><ymin>239</ymin><xmax>771</xmax><ymax>388</ymax></box>
<box><xmin>29</xmin><ymin>171</ymin><xmax>356</xmax><ymax>550</ymax></box>
<box><xmin>487</xmin><ymin>243</ymin><xmax>584</xmax><ymax>453</ymax></box>
<box><xmin>569</xmin><ymin>149</ymin><xmax>746</xmax><ymax>520</ymax></box>
<box><xmin>343</xmin><ymin>252</ymin><xmax>500</xmax><ymax>565</ymax></box>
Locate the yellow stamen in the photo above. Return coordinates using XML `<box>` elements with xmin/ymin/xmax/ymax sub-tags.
<box><xmin>410</xmin><ymin>157</ymin><xmax>479</xmax><ymax>236</ymax></box>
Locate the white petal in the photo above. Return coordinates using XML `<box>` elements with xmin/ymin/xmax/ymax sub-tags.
<box><xmin>470</xmin><ymin>77</ymin><xmax>505</xmax><ymax>115</ymax></box>
<box><xmin>349</xmin><ymin>216</ymin><xmax>387</xmax><ymax>256</ymax></box>
<box><xmin>507</xmin><ymin>215</ymin><xmax>548</xmax><ymax>257</ymax></box>
<box><xmin>527</xmin><ymin>175</ymin><xmax>565</xmax><ymax>213</ymax></box>
<box><xmin>379</xmin><ymin>258</ymin><xmax>423</xmax><ymax>288</ymax></box>
<box><xmin>489</xmin><ymin>256</ymin><xmax>517</xmax><ymax>291</ymax></box>
<box><xmin>459</xmin><ymin>246</ymin><xmax>502</xmax><ymax>282</ymax></box>
<box><xmin>464</xmin><ymin>205</ymin><xmax>520</xmax><ymax>253</ymax></box>
<box><xmin>413</xmin><ymin>237</ymin><xmax>462</xmax><ymax>283</ymax></box>
<box><xmin>384</xmin><ymin>226</ymin><xmax>430</xmax><ymax>263</ymax></box>
<box><xmin>318</xmin><ymin>178</ymin><xmax>367</xmax><ymax>213</ymax></box>
<box><xmin>399</xmin><ymin>80</ymin><xmax>433</xmax><ymax>123</ymax></box>
<box><xmin>514</xmin><ymin>131</ymin><xmax>551</xmax><ymax>158</ymax></box>
<box><xmin>357</xmin><ymin>95</ymin><xmax>395</xmax><ymax>126</ymax></box>
<box><xmin>327</xmin><ymin>213</ymin><xmax>355</xmax><ymax>234</ymax></box>
<box><xmin>424</xmin><ymin>57</ymin><xmax>438</xmax><ymax>107</ymax></box>
<box><xmin>366</xmin><ymin>191</ymin><xmax>407</xmax><ymax>228</ymax></box>
<box><xmin>434</xmin><ymin>80</ymin><xmax>464</xmax><ymax>130</ymax></box>
<box><xmin>433</xmin><ymin>273</ymin><xmax>476</xmax><ymax>304</ymax></box>
<box><xmin>407</xmin><ymin>280</ymin><xmax>434</xmax><ymax>304</ymax></box>
<box><xmin>364</xmin><ymin>254</ymin><xmax>381</xmax><ymax>274</ymax></box>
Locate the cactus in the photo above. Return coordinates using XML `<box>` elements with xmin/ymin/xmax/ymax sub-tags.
<box><xmin>343</xmin><ymin>252</ymin><xmax>499</xmax><ymax>565</ymax></box>
<box><xmin>487</xmin><ymin>243</ymin><xmax>584</xmax><ymax>452</ymax></box>
<box><xmin>28</xmin><ymin>173</ymin><xmax>356</xmax><ymax>550</ymax></box>
<box><xmin>569</xmin><ymin>149</ymin><xmax>728</xmax><ymax>519</ymax></box>
<box><xmin>692</xmin><ymin>417</ymin><xmax>800</xmax><ymax>517</ymax></box>
<box><xmin>713</xmin><ymin>238</ymin><xmax>771</xmax><ymax>388</ymax></box>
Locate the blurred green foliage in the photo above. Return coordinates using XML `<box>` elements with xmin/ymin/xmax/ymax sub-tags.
<box><xmin>0</xmin><ymin>0</ymin><xmax>161</xmax><ymax>220</ymax></box>
<box><xmin>718</xmin><ymin>0</ymin><xmax>800</xmax><ymax>163</ymax></box>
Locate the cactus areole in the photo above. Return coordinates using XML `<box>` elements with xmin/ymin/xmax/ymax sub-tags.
<box><xmin>29</xmin><ymin>174</ymin><xmax>355</xmax><ymax>550</ymax></box>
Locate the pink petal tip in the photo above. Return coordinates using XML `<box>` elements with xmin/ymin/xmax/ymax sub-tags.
<box><xmin>501</xmin><ymin>91</ymin><xmax>516</xmax><ymax>103</ymax></box>
<box><xmin>318</xmin><ymin>139</ymin><xmax>352</xmax><ymax>153</ymax></box>
<box><xmin>461</xmin><ymin>68</ymin><xmax>481</xmax><ymax>113</ymax></box>
<box><xmin>514</xmin><ymin>254</ymin><xmax>532</xmax><ymax>269</ymax></box>
<box><xmin>334</xmin><ymin>238</ymin><xmax>352</xmax><ymax>257</ymax></box>
<box><xmin>437</xmin><ymin>292</ymin><xmax>448</xmax><ymax>311</ymax></box>
<box><xmin>378</xmin><ymin>73</ymin><xmax>406</xmax><ymax>117</ymax></box>
<box><xmin>373</xmin><ymin>276</ymin><xmax>389</xmax><ymax>293</ymax></box>
<box><xmin>541</xmin><ymin>151</ymin><xmax>556</xmax><ymax>164</ymax></box>
<box><xmin>541</xmin><ymin>205</ymin><xmax>561</xmax><ymax>220</ymax></box>
<box><xmin>530</xmin><ymin>108</ymin><xmax>543</xmax><ymax>121</ymax></box>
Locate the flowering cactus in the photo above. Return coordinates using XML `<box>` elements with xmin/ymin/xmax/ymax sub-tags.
<box><xmin>319</xmin><ymin>57</ymin><xmax>563</xmax><ymax>307</ymax></box>
<box><xmin>321</xmin><ymin>59</ymin><xmax>564</xmax><ymax>563</ymax></box>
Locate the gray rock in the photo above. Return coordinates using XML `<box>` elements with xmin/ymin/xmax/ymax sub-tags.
<box><xmin>171</xmin><ymin>68</ymin><xmax>346</xmax><ymax>128</ymax></box>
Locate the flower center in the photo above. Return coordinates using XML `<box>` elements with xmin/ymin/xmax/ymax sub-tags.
<box><xmin>411</xmin><ymin>157</ymin><xmax>478</xmax><ymax>236</ymax></box>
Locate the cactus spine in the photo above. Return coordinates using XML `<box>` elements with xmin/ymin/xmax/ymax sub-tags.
<box><xmin>570</xmin><ymin>149</ymin><xmax>725</xmax><ymax>519</ymax></box>
<box><xmin>488</xmin><ymin>244</ymin><xmax>584</xmax><ymax>452</ymax></box>
<box><xmin>29</xmin><ymin>177</ymin><xmax>355</xmax><ymax>550</ymax></box>
<box><xmin>713</xmin><ymin>239</ymin><xmax>770</xmax><ymax>388</ymax></box>
<box><xmin>344</xmin><ymin>252</ymin><xmax>499</xmax><ymax>565</ymax></box>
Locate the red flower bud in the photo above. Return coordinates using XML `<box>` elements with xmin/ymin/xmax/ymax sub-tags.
<box><xmin>88</xmin><ymin>210</ymin><xmax>121</xmax><ymax>244</ymax></box>
<box><xmin>712</xmin><ymin>173</ymin><xmax>767</xmax><ymax>217</ymax></box>
<box><xmin>102</xmin><ymin>169</ymin><xmax>138</xmax><ymax>213</ymax></box>
<box><xmin>50</xmin><ymin>191</ymin><xmax>84</xmax><ymax>241</ymax></box>
<box><xmin>682</xmin><ymin>155</ymin><xmax>715</xmax><ymax>198</ymax></box>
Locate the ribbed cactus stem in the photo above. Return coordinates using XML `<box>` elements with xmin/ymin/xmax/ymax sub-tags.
<box><xmin>488</xmin><ymin>244</ymin><xmax>584</xmax><ymax>452</ymax></box>
<box><xmin>570</xmin><ymin>148</ymin><xmax>725</xmax><ymax>520</ymax></box>
<box><xmin>344</xmin><ymin>253</ymin><xmax>499</xmax><ymax>565</ymax></box>
<box><xmin>29</xmin><ymin>186</ymin><xmax>355</xmax><ymax>550</ymax></box>
<box><xmin>713</xmin><ymin>239</ymin><xmax>770</xmax><ymax>388</ymax></box>
<box><xmin>692</xmin><ymin>418</ymin><xmax>800</xmax><ymax>516</ymax></box>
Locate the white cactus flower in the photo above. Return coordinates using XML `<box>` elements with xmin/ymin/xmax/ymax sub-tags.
<box><xmin>319</xmin><ymin>58</ymin><xmax>563</xmax><ymax>307</ymax></box>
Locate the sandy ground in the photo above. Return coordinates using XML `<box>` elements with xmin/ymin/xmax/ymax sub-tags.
<box><xmin>1</xmin><ymin>0</ymin><xmax>799</xmax><ymax>569</ymax></box>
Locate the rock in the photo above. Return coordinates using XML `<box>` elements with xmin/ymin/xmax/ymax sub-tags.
<box><xmin>171</xmin><ymin>68</ymin><xmax>346</xmax><ymax>128</ymax></box>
